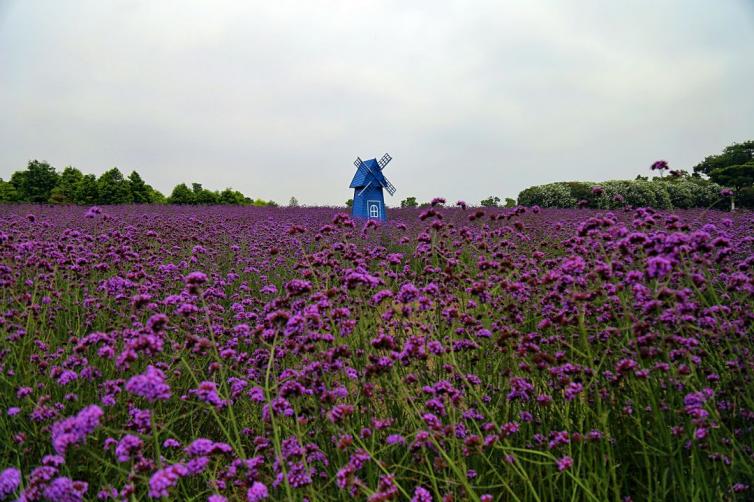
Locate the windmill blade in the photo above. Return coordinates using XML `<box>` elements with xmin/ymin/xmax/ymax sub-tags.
<box><xmin>382</xmin><ymin>176</ymin><xmax>396</xmax><ymax>196</ymax></box>
<box><xmin>354</xmin><ymin>156</ymin><xmax>374</xmax><ymax>179</ymax></box>
<box><xmin>378</xmin><ymin>153</ymin><xmax>392</xmax><ymax>170</ymax></box>
<box><xmin>357</xmin><ymin>180</ymin><xmax>373</xmax><ymax>196</ymax></box>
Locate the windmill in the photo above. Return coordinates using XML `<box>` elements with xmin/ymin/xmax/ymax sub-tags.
<box><xmin>349</xmin><ymin>153</ymin><xmax>395</xmax><ymax>221</ymax></box>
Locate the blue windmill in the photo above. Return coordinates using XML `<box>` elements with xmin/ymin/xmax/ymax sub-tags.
<box><xmin>349</xmin><ymin>153</ymin><xmax>396</xmax><ymax>221</ymax></box>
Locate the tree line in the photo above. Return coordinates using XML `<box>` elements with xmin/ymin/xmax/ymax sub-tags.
<box><xmin>0</xmin><ymin>160</ymin><xmax>277</xmax><ymax>206</ymax></box>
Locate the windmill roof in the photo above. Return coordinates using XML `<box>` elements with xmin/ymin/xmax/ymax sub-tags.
<box><xmin>349</xmin><ymin>158</ymin><xmax>387</xmax><ymax>188</ymax></box>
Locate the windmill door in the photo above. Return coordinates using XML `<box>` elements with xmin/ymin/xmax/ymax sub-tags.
<box><xmin>367</xmin><ymin>200</ymin><xmax>382</xmax><ymax>219</ymax></box>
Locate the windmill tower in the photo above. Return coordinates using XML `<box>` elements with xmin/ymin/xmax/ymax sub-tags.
<box><xmin>350</xmin><ymin>154</ymin><xmax>396</xmax><ymax>222</ymax></box>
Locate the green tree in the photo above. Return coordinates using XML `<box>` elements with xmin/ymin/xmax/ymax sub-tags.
<box><xmin>708</xmin><ymin>162</ymin><xmax>754</xmax><ymax>191</ymax></box>
<box><xmin>504</xmin><ymin>198</ymin><xmax>516</xmax><ymax>208</ymax></box>
<box><xmin>75</xmin><ymin>174</ymin><xmax>99</xmax><ymax>204</ymax></box>
<box><xmin>289</xmin><ymin>196</ymin><xmax>299</xmax><ymax>207</ymax></box>
<box><xmin>480</xmin><ymin>196</ymin><xmax>501</xmax><ymax>207</ymax></box>
<box><xmin>147</xmin><ymin>187</ymin><xmax>166</xmax><ymax>204</ymax></box>
<box><xmin>168</xmin><ymin>183</ymin><xmax>195</xmax><ymax>204</ymax></box>
<box><xmin>97</xmin><ymin>168</ymin><xmax>133</xmax><ymax>204</ymax></box>
<box><xmin>218</xmin><ymin>188</ymin><xmax>246</xmax><ymax>205</ymax></box>
<box><xmin>345</xmin><ymin>199</ymin><xmax>353</xmax><ymax>208</ymax></box>
<box><xmin>49</xmin><ymin>166</ymin><xmax>83</xmax><ymax>203</ymax></box>
<box><xmin>128</xmin><ymin>171</ymin><xmax>151</xmax><ymax>203</ymax></box>
<box><xmin>0</xmin><ymin>178</ymin><xmax>19</xmax><ymax>202</ymax></box>
<box><xmin>400</xmin><ymin>196</ymin><xmax>418</xmax><ymax>208</ymax></box>
<box><xmin>693</xmin><ymin>140</ymin><xmax>754</xmax><ymax>176</ymax></box>
<box><xmin>708</xmin><ymin>162</ymin><xmax>754</xmax><ymax>210</ymax></box>
<box><xmin>191</xmin><ymin>183</ymin><xmax>218</xmax><ymax>204</ymax></box>
<box><xmin>12</xmin><ymin>160</ymin><xmax>59</xmax><ymax>202</ymax></box>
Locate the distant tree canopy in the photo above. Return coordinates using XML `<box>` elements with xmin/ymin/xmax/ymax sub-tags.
<box><xmin>693</xmin><ymin>140</ymin><xmax>754</xmax><ymax>177</ymax></box>
<box><xmin>693</xmin><ymin>140</ymin><xmax>754</xmax><ymax>209</ymax></box>
<box><xmin>400</xmin><ymin>196</ymin><xmax>418</xmax><ymax>208</ymax></box>
<box><xmin>0</xmin><ymin>160</ymin><xmax>276</xmax><ymax>206</ymax></box>
<box><xmin>11</xmin><ymin>160</ymin><xmax>59</xmax><ymax>203</ymax></box>
<box><xmin>480</xmin><ymin>196</ymin><xmax>501</xmax><ymax>207</ymax></box>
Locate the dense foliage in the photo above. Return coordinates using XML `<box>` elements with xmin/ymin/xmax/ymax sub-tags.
<box><xmin>1</xmin><ymin>204</ymin><xmax>753</xmax><ymax>501</ymax></box>
<box><xmin>517</xmin><ymin>178</ymin><xmax>727</xmax><ymax>209</ymax></box>
<box><xmin>693</xmin><ymin>141</ymin><xmax>754</xmax><ymax>178</ymax></box>
<box><xmin>0</xmin><ymin>161</ymin><xmax>276</xmax><ymax>206</ymax></box>
<box><xmin>518</xmin><ymin>142</ymin><xmax>754</xmax><ymax>210</ymax></box>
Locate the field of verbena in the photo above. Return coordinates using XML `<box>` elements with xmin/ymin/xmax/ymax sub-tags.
<box><xmin>1</xmin><ymin>204</ymin><xmax>753</xmax><ymax>501</ymax></box>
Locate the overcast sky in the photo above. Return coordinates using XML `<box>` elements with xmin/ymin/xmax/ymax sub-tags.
<box><xmin>1</xmin><ymin>0</ymin><xmax>753</xmax><ymax>205</ymax></box>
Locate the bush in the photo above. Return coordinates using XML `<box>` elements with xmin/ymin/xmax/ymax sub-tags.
<box><xmin>518</xmin><ymin>183</ymin><xmax>577</xmax><ymax>208</ymax></box>
<box><xmin>519</xmin><ymin>178</ymin><xmax>724</xmax><ymax>209</ymax></box>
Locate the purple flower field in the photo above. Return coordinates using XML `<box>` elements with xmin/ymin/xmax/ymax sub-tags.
<box><xmin>1</xmin><ymin>204</ymin><xmax>753</xmax><ymax>501</ymax></box>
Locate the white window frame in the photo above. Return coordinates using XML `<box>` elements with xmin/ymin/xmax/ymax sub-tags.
<box><xmin>367</xmin><ymin>200</ymin><xmax>381</xmax><ymax>219</ymax></box>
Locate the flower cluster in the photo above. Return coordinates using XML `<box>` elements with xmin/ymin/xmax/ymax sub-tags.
<box><xmin>0</xmin><ymin>203</ymin><xmax>752</xmax><ymax>500</ymax></box>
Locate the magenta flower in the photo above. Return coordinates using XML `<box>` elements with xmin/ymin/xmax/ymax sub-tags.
<box><xmin>246</xmin><ymin>481</ymin><xmax>268</xmax><ymax>501</ymax></box>
<box><xmin>412</xmin><ymin>486</ymin><xmax>433</xmax><ymax>502</ymax></box>
<box><xmin>125</xmin><ymin>366</ymin><xmax>172</xmax><ymax>402</ymax></box>
<box><xmin>190</xmin><ymin>381</ymin><xmax>226</xmax><ymax>409</ymax></box>
<box><xmin>556</xmin><ymin>456</ymin><xmax>574</xmax><ymax>472</ymax></box>
<box><xmin>43</xmin><ymin>477</ymin><xmax>88</xmax><ymax>502</ymax></box>
<box><xmin>148</xmin><ymin>464</ymin><xmax>187</xmax><ymax>498</ymax></box>
<box><xmin>51</xmin><ymin>405</ymin><xmax>103</xmax><ymax>455</ymax></box>
<box><xmin>650</xmin><ymin>160</ymin><xmax>669</xmax><ymax>171</ymax></box>
<box><xmin>0</xmin><ymin>468</ymin><xmax>21</xmax><ymax>499</ymax></box>
<box><xmin>115</xmin><ymin>434</ymin><xmax>143</xmax><ymax>462</ymax></box>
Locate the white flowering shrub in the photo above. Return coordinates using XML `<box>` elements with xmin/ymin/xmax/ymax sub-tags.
<box><xmin>518</xmin><ymin>179</ymin><xmax>723</xmax><ymax>209</ymax></box>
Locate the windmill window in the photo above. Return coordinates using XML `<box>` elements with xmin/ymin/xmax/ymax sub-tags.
<box><xmin>369</xmin><ymin>204</ymin><xmax>380</xmax><ymax>218</ymax></box>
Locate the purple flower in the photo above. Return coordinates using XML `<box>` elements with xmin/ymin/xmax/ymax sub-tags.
<box><xmin>646</xmin><ymin>256</ymin><xmax>672</xmax><ymax>279</ymax></box>
<box><xmin>51</xmin><ymin>404</ymin><xmax>103</xmax><ymax>455</ymax></box>
<box><xmin>189</xmin><ymin>381</ymin><xmax>226</xmax><ymax>409</ymax></box>
<box><xmin>650</xmin><ymin>160</ymin><xmax>669</xmax><ymax>171</ymax></box>
<box><xmin>0</xmin><ymin>468</ymin><xmax>21</xmax><ymax>499</ymax></box>
<box><xmin>412</xmin><ymin>486</ymin><xmax>433</xmax><ymax>502</ymax></box>
<box><xmin>84</xmin><ymin>206</ymin><xmax>101</xmax><ymax>218</ymax></box>
<box><xmin>115</xmin><ymin>434</ymin><xmax>143</xmax><ymax>462</ymax></box>
<box><xmin>125</xmin><ymin>366</ymin><xmax>172</xmax><ymax>402</ymax></box>
<box><xmin>184</xmin><ymin>271</ymin><xmax>208</xmax><ymax>285</ymax></box>
<box><xmin>564</xmin><ymin>382</ymin><xmax>584</xmax><ymax>401</ymax></box>
<box><xmin>285</xmin><ymin>279</ymin><xmax>312</xmax><ymax>296</ymax></box>
<box><xmin>163</xmin><ymin>438</ymin><xmax>181</xmax><ymax>449</ymax></box>
<box><xmin>397</xmin><ymin>283</ymin><xmax>420</xmax><ymax>303</ymax></box>
<box><xmin>149</xmin><ymin>463</ymin><xmax>187</xmax><ymax>498</ymax></box>
<box><xmin>386</xmin><ymin>434</ymin><xmax>405</xmax><ymax>445</ymax></box>
<box><xmin>731</xmin><ymin>483</ymin><xmax>749</xmax><ymax>493</ymax></box>
<box><xmin>507</xmin><ymin>377</ymin><xmax>534</xmax><ymax>402</ymax></box>
<box><xmin>556</xmin><ymin>455</ymin><xmax>574</xmax><ymax>472</ymax></box>
<box><xmin>43</xmin><ymin>477</ymin><xmax>88</xmax><ymax>502</ymax></box>
<box><xmin>185</xmin><ymin>438</ymin><xmax>233</xmax><ymax>457</ymax></box>
<box><xmin>57</xmin><ymin>370</ymin><xmax>78</xmax><ymax>385</ymax></box>
<box><xmin>186</xmin><ymin>456</ymin><xmax>210</xmax><ymax>475</ymax></box>
<box><xmin>246</xmin><ymin>481</ymin><xmax>268</xmax><ymax>501</ymax></box>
